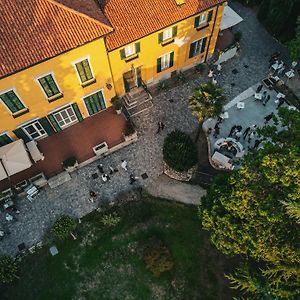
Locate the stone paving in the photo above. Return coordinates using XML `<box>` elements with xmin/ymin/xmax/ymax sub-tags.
<box><xmin>0</xmin><ymin>2</ymin><xmax>292</xmax><ymax>255</ymax></box>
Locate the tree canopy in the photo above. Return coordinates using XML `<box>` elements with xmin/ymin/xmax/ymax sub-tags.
<box><xmin>289</xmin><ymin>17</ymin><xmax>300</xmax><ymax>61</ymax></box>
<box><xmin>51</xmin><ymin>215</ymin><xmax>77</xmax><ymax>240</ymax></box>
<box><xmin>200</xmin><ymin>108</ymin><xmax>300</xmax><ymax>298</ymax></box>
<box><xmin>0</xmin><ymin>255</ymin><xmax>18</xmax><ymax>284</ymax></box>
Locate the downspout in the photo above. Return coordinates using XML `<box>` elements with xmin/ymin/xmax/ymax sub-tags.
<box><xmin>204</xmin><ymin>4</ymin><xmax>220</xmax><ymax>62</ymax></box>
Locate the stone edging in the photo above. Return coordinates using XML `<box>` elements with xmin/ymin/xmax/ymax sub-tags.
<box><xmin>163</xmin><ymin>162</ymin><xmax>197</xmax><ymax>182</ymax></box>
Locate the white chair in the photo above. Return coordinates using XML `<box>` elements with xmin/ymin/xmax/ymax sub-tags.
<box><xmin>237</xmin><ymin>102</ymin><xmax>245</xmax><ymax>110</ymax></box>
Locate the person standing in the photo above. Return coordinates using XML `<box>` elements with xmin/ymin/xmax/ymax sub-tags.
<box><xmin>277</xmin><ymin>98</ymin><xmax>285</xmax><ymax>109</ymax></box>
<box><xmin>253</xmin><ymin>139</ymin><xmax>261</xmax><ymax>149</ymax></box>
<box><xmin>89</xmin><ymin>191</ymin><xmax>97</xmax><ymax>203</ymax></box>
<box><xmin>235</xmin><ymin>131</ymin><xmax>243</xmax><ymax>141</ymax></box>
<box><xmin>263</xmin><ymin>95</ymin><xmax>270</xmax><ymax>106</ymax></box>
<box><xmin>248</xmin><ymin>131</ymin><xmax>256</xmax><ymax>143</ymax></box>
<box><xmin>98</xmin><ymin>164</ymin><xmax>104</xmax><ymax>173</ymax></box>
<box><xmin>229</xmin><ymin>125</ymin><xmax>237</xmax><ymax>137</ymax></box>
<box><xmin>121</xmin><ymin>160</ymin><xmax>128</xmax><ymax>171</ymax></box>
<box><xmin>213</xmin><ymin>123</ymin><xmax>220</xmax><ymax>138</ymax></box>
<box><xmin>264</xmin><ymin>112</ymin><xmax>274</xmax><ymax>124</ymax></box>
<box><xmin>243</xmin><ymin>127</ymin><xmax>251</xmax><ymax>139</ymax></box>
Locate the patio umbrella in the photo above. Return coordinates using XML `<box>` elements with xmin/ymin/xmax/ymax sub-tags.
<box><xmin>0</xmin><ymin>161</ymin><xmax>8</xmax><ymax>181</ymax></box>
<box><xmin>0</xmin><ymin>140</ymin><xmax>32</xmax><ymax>177</ymax></box>
<box><xmin>220</xmin><ymin>6</ymin><xmax>243</xmax><ymax>31</ymax></box>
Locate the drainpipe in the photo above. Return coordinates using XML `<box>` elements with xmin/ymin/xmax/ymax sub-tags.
<box><xmin>204</xmin><ymin>4</ymin><xmax>220</xmax><ymax>62</ymax></box>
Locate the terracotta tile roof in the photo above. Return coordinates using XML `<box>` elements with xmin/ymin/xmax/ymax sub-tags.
<box><xmin>0</xmin><ymin>0</ymin><xmax>113</xmax><ymax>78</ymax></box>
<box><xmin>97</xmin><ymin>0</ymin><xmax>224</xmax><ymax>51</ymax></box>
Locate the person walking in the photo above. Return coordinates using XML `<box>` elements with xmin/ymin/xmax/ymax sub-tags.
<box><xmin>248</xmin><ymin>131</ymin><xmax>256</xmax><ymax>143</ymax></box>
<box><xmin>129</xmin><ymin>174</ymin><xmax>139</xmax><ymax>185</ymax></box>
<box><xmin>253</xmin><ymin>139</ymin><xmax>261</xmax><ymax>149</ymax></box>
<box><xmin>229</xmin><ymin>125</ymin><xmax>237</xmax><ymax>137</ymax></box>
<box><xmin>264</xmin><ymin>112</ymin><xmax>274</xmax><ymax>124</ymax></box>
<box><xmin>235</xmin><ymin>131</ymin><xmax>243</xmax><ymax>141</ymax></box>
<box><xmin>263</xmin><ymin>95</ymin><xmax>270</xmax><ymax>106</ymax></box>
<box><xmin>243</xmin><ymin>127</ymin><xmax>251</xmax><ymax>139</ymax></box>
<box><xmin>98</xmin><ymin>164</ymin><xmax>104</xmax><ymax>173</ymax></box>
<box><xmin>213</xmin><ymin>123</ymin><xmax>220</xmax><ymax>138</ymax></box>
<box><xmin>261</xmin><ymin>91</ymin><xmax>267</xmax><ymax>103</ymax></box>
<box><xmin>121</xmin><ymin>159</ymin><xmax>128</xmax><ymax>171</ymax></box>
<box><xmin>277</xmin><ymin>98</ymin><xmax>285</xmax><ymax>109</ymax></box>
<box><xmin>89</xmin><ymin>191</ymin><xmax>97</xmax><ymax>203</ymax></box>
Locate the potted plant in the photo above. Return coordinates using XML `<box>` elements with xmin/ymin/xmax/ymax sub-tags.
<box><xmin>123</xmin><ymin>121</ymin><xmax>137</xmax><ymax>142</ymax></box>
<box><xmin>62</xmin><ymin>156</ymin><xmax>78</xmax><ymax>172</ymax></box>
<box><xmin>111</xmin><ymin>96</ymin><xmax>122</xmax><ymax>114</ymax></box>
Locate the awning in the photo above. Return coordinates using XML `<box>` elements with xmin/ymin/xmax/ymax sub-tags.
<box><xmin>220</xmin><ymin>6</ymin><xmax>243</xmax><ymax>31</ymax></box>
<box><xmin>0</xmin><ymin>163</ymin><xmax>7</xmax><ymax>181</ymax></box>
<box><xmin>0</xmin><ymin>140</ymin><xmax>32</xmax><ymax>178</ymax></box>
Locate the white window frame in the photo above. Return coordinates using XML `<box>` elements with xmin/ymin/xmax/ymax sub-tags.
<box><xmin>160</xmin><ymin>53</ymin><xmax>172</xmax><ymax>71</ymax></box>
<box><xmin>35</xmin><ymin>72</ymin><xmax>62</xmax><ymax>99</ymax></box>
<box><xmin>0</xmin><ymin>88</ymin><xmax>28</xmax><ymax>115</ymax></box>
<box><xmin>81</xmin><ymin>89</ymin><xmax>107</xmax><ymax>116</ymax></box>
<box><xmin>196</xmin><ymin>13</ymin><xmax>207</xmax><ymax>27</ymax></box>
<box><xmin>191</xmin><ymin>38</ymin><xmax>204</xmax><ymax>57</ymax></box>
<box><xmin>124</xmin><ymin>44</ymin><xmax>136</xmax><ymax>57</ymax></box>
<box><xmin>22</xmin><ymin>120</ymin><xmax>47</xmax><ymax>141</ymax></box>
<box><xmin>49</xmin><ymin>104</ymin><xmax>78</xmax><ymax>129</ymax></box>
<box><xmin>162</xmin><ymin>28</ymin><xmax>173</xmax><ymax>41</ymax></box>
<box><xmin>71</xmin><ymin>56</ymin><xmax>95</xmax><ymax>85</ymax></box>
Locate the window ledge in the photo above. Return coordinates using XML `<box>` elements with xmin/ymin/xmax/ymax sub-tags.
<box><xmin>81</xmin><ymin>78</ymin><xmax>96</xmax><ymax>88</ymax></box>
<box><xmin>161</xmin><ymin>38</ymin><xmax>175</xmax><ymax>46</ymax></box>
<box><xmin>124</xmin><ymin>53</ymin><xmax>139</xmax><ymax>62</ymax></box>
<box><xmin>12</xmin><ymin>108</ymin><xmax>29</xmax><ymax>118</ymax></box>
<box><xmin>196</xmin><ymin>23</ymin><xmax>210</xmax><ymax>31</ymax></box>
<box><xmin>47</xmin><ymin>93</ymin><xmax>64</xmax><ymax>103</ymax></box>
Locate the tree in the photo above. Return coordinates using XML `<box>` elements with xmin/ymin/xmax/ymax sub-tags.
<box><xmin>51</xmin><ymin>215</ymin><xmax>77</xmax><ymax>240</ymax></box>
<box><xmin>0</xmin><ymin>255</ymin><xmax>18</xmax><ymax>284</ymax></box>
<box><xmin>200</xmin><ymin>108</ymin><xmax>300</xmax><ymax>298</ymax></box>
<box><xmin>188</xmin><ymin>82</ymin><xmax>224</xmax><ymax>123</ymax></box>
<box><xmin>289</xmin><ymin>16</ymin><xmax>300</xmax><ymax>61</ymax></box>
<box><xmin>163</xmin><ymin>129</ymin><xmax>197</xmax><ymax>172</ymax></box>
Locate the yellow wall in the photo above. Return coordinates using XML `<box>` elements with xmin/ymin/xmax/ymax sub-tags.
<box><xmin>108</xmin><ymin>3</ymin><xmax>224</xmax><ymax>96</ymax></box>
<box><xmin>0</xmin><ymin>38</ymin><xmax>115</xmax><ymax>139</ymax></box>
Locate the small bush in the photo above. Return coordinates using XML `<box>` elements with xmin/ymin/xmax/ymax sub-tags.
<box><xmin>0</xmin><ymin>255</ymin><xmax>18</xmax><ymax>284</ymax></box>
<box><xmin>195</xmin><ymin>63</ymin><xmax>205</xmax><ymax>73</ymax></box>
<box><xmin>143</xmin><ymin>237</ymin><xmax>173</xmax><ymax>277</ymax></box>
<box><xmin>62</xmin><ymin>157</ymin><xmax>77</xmax><ymax>168</ymax></box>
<box><xmin>124</xmin><ymin>121</ymin><xmax>135</xmax><ymax>136</ymax></box>
<box><xmin>111</xmin><ymin>96</ymin><xmax>122</xmax><ymax>110</ymax></box>
<box><xmin>163</xmin><ymin>130</ymin><xmax>198</xmax><ymax>172</ymax></box>
<box><xmin>52</xmin><ymin>215</ymin><xmax>77</xmax><ymax>240</ymax></box>
<box><xmin>234</xmin><ymin>31</ymin><xmax>242</xmax><ymax>43</ymax></box>
<box><xmin>101</xmin><ymin>212</ymin><xmax>121</xmax><ymax>227</ymax></box>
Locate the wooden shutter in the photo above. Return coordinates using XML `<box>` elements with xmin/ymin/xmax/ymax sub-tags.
<box><xmin>189</xmin><ymin>42</ymin><xmax>196</xmax><ymax>58</ymax></box>
<box><xmin>158</xmin><ymin>32</ymin><xmax>163</xmax><ymax>43</ymax></box>
<box><xmin>120</xmin><ymin>49</ymin><xmax>126</xmax><ymax>60</ymax></box>
<box><xmin>169</xmin><ymin>52</ymin><xmax>174</xmax><ymax>68</ymax></box>
<box><xmin>48</xmin><ymin>114</ymin><xmax>62</xmax><ymax>132</ymax></box>
<box><xmin>135</xmin><ymin>42</ymin><xmax>141</xmax><ymax>53</ymax></box>
<box><xmin>194</xmin><ymin>16</ymin><xmax>200</xmax><ymax>28</ymax></box>
<box><xmin>13</xmin><ymin>128</ymin><xmax>31</xmax><ymax>143</ymax></box>
<box><xmin>172</xmin><ymin>26</ymin><xmax>177</xmax><ymax>38</ymax></box>
<box><xmin>39</xmin><ymin>117</ymin><xmax>55</xmax><ymax>135</ymax></box>
<box><xmin>71</xmin><ymin>103</ymin><xmax>83</xmax><ymax>122</ymax></box>
<box><xmin>157</xmin><ymin>57</ymin><xmax>162</xmax><ymax>73</ymax></box>
<box><xmin>207</xmin><ymin>10</ymin><xmax>213</xmax><ymax>22</ymax></box>
<box><xmin>200</xmin><ymin>37</ymin><xmax>207</xmax><ymax>53</ymax></box>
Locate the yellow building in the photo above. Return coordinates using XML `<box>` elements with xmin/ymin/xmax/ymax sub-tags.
<box><xmin>0</xmin><ymin>0</ymin><xmax>225</xmax><ymax>185</ymax></box>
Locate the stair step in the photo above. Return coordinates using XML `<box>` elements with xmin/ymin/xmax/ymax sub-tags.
<box><xmin>127</xmin><ymin>100</ymin><xmax>153</xmax><ymax>117</ymax></box>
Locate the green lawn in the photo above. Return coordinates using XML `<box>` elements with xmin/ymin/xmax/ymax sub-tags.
<box><xmin>1</xmin><ymin>194</ymin><xmax>237</xmax><ymax>300</ymax></box>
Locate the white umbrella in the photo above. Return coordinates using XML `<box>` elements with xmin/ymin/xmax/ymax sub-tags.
<box><xmin>0</xmin><ymin>140</ymin><xmax>32</xmax><ymax>177</ymax></box>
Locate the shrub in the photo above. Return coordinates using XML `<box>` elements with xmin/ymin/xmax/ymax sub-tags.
<box><xmin>143</xmin><ymin>237</ymin><xmax>173</xmax><ymax>277</ymax></box>
<box><xmin>51</xmin><ymin>215</ymin><xmax>77</xmax><ymax>240</ymax></box>
<box><xmin>234</xmin><ymin>31</ymin><xmax>242</xmax><ymax>43</ymax></box>
<box><xmin>101</xmin><ymin>212</ymin><xmax>121</xmax><ymax>227</ymax></box>
<box><xmin>163</xmin><ymin>129</ymin><xmax>197</xmax><ymax>172</ymax></box>
<box><xmin>62</xmin><ymin>157</ymin><xmax>77</xmax><ymax>169</ymax></box>
<box><xmin>0</xmin><ymin>255</ymin><xmax>18</xmax><ymax>284</ymax></box>
<box><xmin>111</xmin><ymin>96</ymin><xmax>122</xmax><ymax>110</ymax></box>
<box><xmin>195</xmin><ymin>63</ymin><xmax>205</xmax><ymax>73</ymax></box>
<box><xmin>124</xmin><ymin>121</ymin><xmax>135</xmax><ymax>136</ymax></box>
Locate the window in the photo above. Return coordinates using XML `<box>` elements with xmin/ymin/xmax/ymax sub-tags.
<box><xmin>194</xmin><ymin>13</ymin><xmax>207</xmax><ymax>28</ymax></box>
<box><xmin>0</xmin><ymin>90</ymin><xmax>26</xmax><ymax>114</ymax></box>
<box><xmin>120</xmin><ymin>43</ymin><xmax>141</xmax><ymax>60</ymax></box>
<box><xmin>84</xmin><ymin>91</ymin><xmax>106</xmax><ymax>116</ymax></box>
<box><xmin>0</xmin><ymin>133</ymin><xmax>12</xmax><ymax>147</ymax></box>
<box><xmin>52</xmin><ymin>106</ymin><xmax>78</xmax><ymax>129</ymax></box>
<box><xmin>158</xmin><ymin>26</ymin><xmax>177</xmax><ymax>44</ymax></box>
<box><xmin>157</xmin><ymin>52</ymin><xmax>174</xmax><ymax>73</ymax></box>
<box><xmin>188</xmin><ymin>37</ymin><xmax>207</xmax><ymax>58</ymax></box>
<box><xmin>75</xmin><ymin>59</ymin><xmax>94</xmax><ymax>84</ymax></box>
<box><xmin>23</xmin><ymin>121</ymin><xmax>47</xmax><ymax>140</ymax></box>
<box><xmin>38</xmin><ymin>74</ymin><xmax>60</xmax><ymax>99</ymax></box>
<box><xmin>125</xmin><ymin>44</ymin><xmax>136</xmax><ymax>57</ymax></box>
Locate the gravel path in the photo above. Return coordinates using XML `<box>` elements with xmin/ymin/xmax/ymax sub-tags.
<box><xmin>0</xmin><ymin>2</ymin><xmax>290</xmax><ymax>255</ymax></box>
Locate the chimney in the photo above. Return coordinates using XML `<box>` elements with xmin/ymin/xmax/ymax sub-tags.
<box><xmin>175</xmin><ymin>0</ymin><xmax>185</xmax><ymax>6</ymax></box>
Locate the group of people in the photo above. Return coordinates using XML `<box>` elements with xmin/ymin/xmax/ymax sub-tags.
<box><xmin>88</xmin><ymin>159</ymin><xmax>139</xmax><ymax>202</ymax></box>
<box><xmin>208</xmin><ymin>64</ymin><xmax>222</xmax><ymax>85</ymax></box>
<box><xmin>268</xmin><ymin>52</ymin><xmax>285</xmax><ymax>76</ymax></box>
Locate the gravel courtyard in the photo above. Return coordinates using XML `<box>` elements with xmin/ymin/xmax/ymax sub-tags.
<box><xmin>0</xmin><ymin>1</ymin><xmax>291</xmax><ymax>255</ymax></box>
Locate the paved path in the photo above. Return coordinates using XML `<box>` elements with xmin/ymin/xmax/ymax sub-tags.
<box><xmin>146</xmin><ymin>175</ymin><xmax>205</xmax><ymax>205</ymax></box>
<box><xmin>0</xmin><ymin>2</ymin><xmax>290</xmax><ymax>256</ymax></box>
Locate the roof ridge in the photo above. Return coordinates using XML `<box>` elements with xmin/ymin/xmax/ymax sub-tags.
<box><xmin>46</xmin><ymin>0</ymin><xmax>113</xmax><ymax>31</ymax></box>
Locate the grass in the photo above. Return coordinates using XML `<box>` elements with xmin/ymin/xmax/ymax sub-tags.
<box><xmin>1</xmin><ymin>193</ymin><xmax>238</xmax><ymax>300</ymax></box>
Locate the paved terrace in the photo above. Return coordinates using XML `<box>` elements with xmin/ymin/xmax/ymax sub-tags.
<box><xmin>0</xmin><ymin>2</ymin><xmax>293</xmax><ymax>255</ymax></box>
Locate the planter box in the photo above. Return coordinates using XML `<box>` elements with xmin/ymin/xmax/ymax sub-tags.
<box><xmin>93</xmin><ymin>142</ymin><xmax>108</xmax><ymax>156</ymax></box>
<box><xmin>123</xmin><ymin>131</ymin><xmax>138</xmax><ymax>142</ymax></box>
<box><xmin>64</xmin><ymin>161</ymin><xmax>78</xmax><ymax>173</ymax></box>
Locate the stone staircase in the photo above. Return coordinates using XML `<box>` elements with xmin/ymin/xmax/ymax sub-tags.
<box><xmin>122</xmin><ymin>87</ymin><xmax>153</xmax><ymax>117</ymax></box>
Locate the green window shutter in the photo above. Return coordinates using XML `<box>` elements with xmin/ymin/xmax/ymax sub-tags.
<box><xmin>120</xmin><ymin>49</ymin><xmax>126</xmax><ymax>60</ymax></box>
<box><xmin>207</xmin><ymin>10</ymin><xmax>213</xmax><ymax>22</ymax></box>
<box><xmin>158</xmin><ymin>32</ymin><xmax>163</xmax><ymax>44</ymax></box>
<box><xmin>39</xmin><ymin>117</ymin><xmax>55</xmax><ymax>135</ymax></box>
<box><xmin>189</xmin><ymin>42</ymin><xmax>196</xmax><ymax>58</ymax></box>
<box><xmin>48</xmin><ymin>114</ymin><xmax>62</xmax><ymax>132</ymax></box>
<box><xmin>123</xmin><ymin>76</ymin><xmax>130</xmax><ymax>93</ymax></box>
<box><xmin>172</xmin><ymin>26</ymin><xmax>177</xmax><ymax>38</ymax></box>
<box><xmin>136</xmin><ymin>67</ymin><xmax>142</xmax><ymax>87</ymax></box>
<box><xmin>169</xmin><ymin>52</ymin><xmax>174</xmax><ymax>68</ymax></box>
<box><xmin>194</xmin><ymin>16</ymin><xmax>200</xmax><ymax>28</ymax></box>
<box><xmin>135</xmin><ymin>42</ymin><xmax>141</xmax><ymax>53</ymax></box>
<box><xmin>71</xmin><ymin>103</ymin><xmax>83</xmax><ymax>122</ymax></box>
<box><xmin>0</xmin><ymin>134</ymin><xmax>12</xmax><ymax>147</ymax></box>
<box><xmin>13</xmin><ymin>128</ymin><xmax>31</xmax><ymax>143</ymax></box>
<box><xmin>200</xmin><ymin>37</ymin><xmax>207</xmax><ymax>53</ymax></box>
<box><xmin>157</xmin><ymin>57</ymin><xmax>162</xmax><ymax>73</ymax></box>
